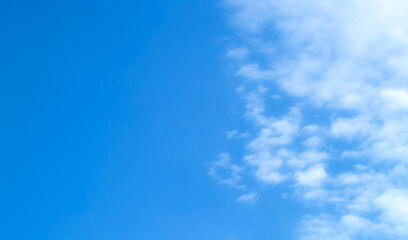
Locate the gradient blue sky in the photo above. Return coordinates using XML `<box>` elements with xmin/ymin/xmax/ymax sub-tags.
<box><xmin>0</xmin><ymin>0</ymin><xmax>298</xmax><ymax>239</ymax></box>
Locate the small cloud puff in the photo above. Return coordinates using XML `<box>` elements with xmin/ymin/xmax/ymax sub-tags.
<box><xmin>208</xmin><ymin>153</ymin><xmax>244</xmax><ymax>187</ymax></box>
<box><xmin>237</xmin><ymin>192</ymin><xmax>258</xmax><ymax>204</ymax></box>
<box><xmin>226</xmin><ymin>130</ymin><xmax>250</xmax><ymax>139</ymax></box>
<box><xmin>295</xmin><ymin>165</ymin><xmax>327</xmax><ymax>188</ymax></box>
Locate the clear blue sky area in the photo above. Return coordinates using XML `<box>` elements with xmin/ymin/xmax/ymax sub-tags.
<box><xmin>0</xmin><ymin>1</ymin><xmax>300</xmax><ymax>239</ymax></box>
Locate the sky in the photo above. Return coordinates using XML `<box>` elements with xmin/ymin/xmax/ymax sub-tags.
<box><xmin>2</xmin><ymin>0</ymin><xmax>408</xmax><ymax>240</ymax></box>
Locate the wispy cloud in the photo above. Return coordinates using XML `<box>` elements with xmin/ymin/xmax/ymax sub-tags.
<box><xmin>226</xmin><ymin>47</ymin><xmax>249</xmax><ymax>61</ymax></box>
<box><xmin>213</xmin><ymin>0</ymin><xmax>408</xmax><ymax>238</ymax></box>
<box><xmin>237</xmin><ymin>192</ymin><xmax>258</xmax><ymax>204</ymax></box>
<box><xmin>226</xmin><ymin>129</ymin><xmax>250</xmax><ymax>139</ymax></box>
<box><xmin>209</xmin><ymin>153</ymin><xmax>245</xmax><ymax>187</ymax></box>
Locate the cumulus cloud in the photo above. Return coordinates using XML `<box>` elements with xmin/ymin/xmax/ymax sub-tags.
<box><xmin>295</xmin><ymin>165</ymin><xmax>327</xmax><ymax>188</ymax></box>
<box><xmin>212</xmin><ymin>0</ymin><xmax>408</xmax><ymax>239</ymax></box>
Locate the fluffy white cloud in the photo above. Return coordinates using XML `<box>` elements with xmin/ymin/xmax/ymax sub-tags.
<box><xmin>215</xmin><ymin>0</ymin><xmax>408</xmax><ymax>239</ymax></box>
<box><xmin>295</xmin><ymin>165</ymin><xmax>327</xmax><ymax>187</ymax></box>
<box><xmin>374</xmin><ymin>189</ymin><xmax>408</xmax><ymax>234</ymax></box>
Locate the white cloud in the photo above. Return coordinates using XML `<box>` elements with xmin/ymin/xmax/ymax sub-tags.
<box><xmin>236</xmin><ymin>63</ymin><xmax>275</xmax><ymax>80</ymax></box>
<box><xmin>226</xmin><ymin>130</ymin><xmax>238</xmax><ymax>139</ymax></box>
<box><xmin>330</xmin><ymin>115</ymin><xmax>372</xmax><ymax>139</ymax></box>
<box><xmin>209</xmin><ymin>153</ymin><xmax>244</xmax><ymax>187</ymax></box>
<box><xmin>380</xmin><ymin>88</ymin><xmax>408</xmax><ymax>111</ymax></box>
<box><xmin>215</xmin><ymin>0</ymin><xmax>408</xmax><ymax>238</ymax></box>
<box><xmin>295</xmin><ymin>165</ymin><xmax>327</xmax><ymax>187</ymax></box>
<box><xmin>302</xmin><ymin>136</ymin><xmax>322</xmax><ymax>148</ymax></box>
<box><xmin>226</xmin><ymin>47</ymin><xmax>249</xmax><ymax>61</ymax></box>
<box><xmin>227</xmin><ymin>129</ymin><xmax>250</xmax><ymax>139</ymax></box>
<box><xmin>374</xmin><ymin>189</ymin><xmax>408</xmax><ymax>234</ymax></box>
<box><xmin>237</xmin><ymin>192</ymin><xmax>258</xmax><ymax>203</ymax></box>
<box><xmin>303</xmin><ymin>125</ymin><xmax>320</xmax><ymax>133</ymax></box>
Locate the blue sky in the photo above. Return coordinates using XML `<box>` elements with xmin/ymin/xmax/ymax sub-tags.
<box><xmin>1</xmin><ymin>0</ymin><xmax>291</xmax><ymax>239</ymax></box>
<box><xmin>3</xmin><ymin>0</ymin><xmax>408</xmax><ymax>240</ymax></box>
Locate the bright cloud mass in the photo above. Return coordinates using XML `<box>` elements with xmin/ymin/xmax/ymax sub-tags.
<box><xmin>210</xmin><ymin>0</ymin><xmax>408</xmax><ymax>239</ymax></box>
